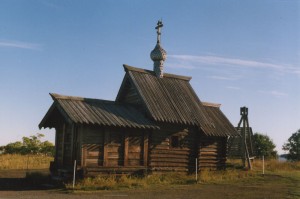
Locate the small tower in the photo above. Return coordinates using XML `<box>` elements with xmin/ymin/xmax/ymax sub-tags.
<box><xmin>150</xmin><ymin>20</ymin><xmax>167</xmax><ymax>78</ymax></box>
<box><xmin>228</xmin><ymin>107</ymin><xmax>255</xmax><ymax>170</ymax></box>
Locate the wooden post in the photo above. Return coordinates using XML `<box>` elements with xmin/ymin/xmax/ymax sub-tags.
<box><xmin>103</xmin><ymin>129</ymin><xmax>109</xmax><ymax>166</ymax></box>
<box><xmin>143</xmin><ymin>131</ymin><xmax>149</xmax><ymax>166</ymax></box>
<box><xmin>61</xmin><ymin>124</ymin><xmax>65</xmax><ymax>165</ymax></box>
<box><xmin>70</xmin><ymin>123</ymin><xmax>75</xmax><ymax>164</ymax></box>
<box><xmin>195</xmin><ymin>158</ymin><xmax>198</xmax><ymax>182</ymax></box>
<box><xmin>72</xmin><ymin>160</ymin><xmax>76</xmax><ymax>189</ymax></box>
<box><xmin>124</xmin><ymin>133</ymin><xmax>129</xmax><ymax>166</ymax></box>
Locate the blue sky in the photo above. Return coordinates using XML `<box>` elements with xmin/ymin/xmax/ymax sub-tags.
<box><xmin>0</xmin><ymin>0</ymin><xmax>299</xmax><ymax>154</ymax></box>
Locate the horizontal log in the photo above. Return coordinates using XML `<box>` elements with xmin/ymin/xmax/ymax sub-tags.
<box><xmin>85</xmin><ymin>162</ymin><xmax>99</xmax><ymax>167</ymax></box>
<box><xmin>150</xmin><ymin>158</ymin><xmax>189</xmax><ymax>164</ymax></box>
<box><xmin>85</xmin><ymin>159</ymin><xmax>101</xmax><ymax>163</ymax></box>
<box><xmin>105</xmin><ymin>161</ymin><xmax>120</xmax><ymax>166</ymax></box>
<box><xmin>199</xmin><ymin>156</ymin><xmax>226</xmax><ymax>160</ymax></box>
<box><xmin>150</xmin><ymin>149</ymin><xmax>190</xmax><ymax>155</ymax></box>
<box><xmin>128</xmin><ymin>160</ymin><xmax>141</xmax><ymax>166</ymax></box>
<box><xmin>128</xmin><ymin>146</ymin><xmax>141</xmax><ymax>152</ymax></box>
<box><xmin>128</xmin><ymin>153</ymin><xmax>141</xmax><ymax>159</ymax></box>
<box><xmin>199</xmin><ymin>145</ymin><xmax>218</xmax><ymax>149</ymax></box>
<box><xmin>151</xmin><ymin>145</ymin><xmax>169</xmax><ymax>150</ymax></box>
<box><xmin>150</xmin><ymin>153</ymin><xmax>189</xmax><ymax>159</ymax></box>
<box><xmin>150</xmin><ymin>162</ymin><xmax>188</xmax><ymax>167</ymax></box>
<box><xmin>87</xmin><ymin>151</ymin><xmax>101</xmax><ymax>156</ymax></box>
<box><xmin>107</xmin><ymin>155</ymin><xmax>120</xmax><ymax>159</ymax></box>
<box><xmin>86</xmin><ymin>155</ymin><xmax>101</xmax><ymax>159</ymax></box>
<box><xmin>150</xmin><ymin>167</ymin><xmax>188</xmax><ymax>172</ymax></box>
<box><xmin>106</xmin><ymin>147</ymin><xmax>121</xmax><ymax>153</ymax></box>
<box><xmin>199</xmin><ymin>151</ymin><xmax>219</xmax><ymax>156</ymax></box>
<box><xmin>199</xmin><ymin>160</ymin><xmax>225</xmax><ymax>164</ymax></box>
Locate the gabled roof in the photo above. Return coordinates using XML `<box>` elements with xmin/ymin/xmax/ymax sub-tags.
<box><xmin>202</xmin><ymin>102</ymin><xmax>239</xmax><ymax>137</ymax></box>
<box><xmin>116</xmin><ymin>64</ymin><xmax>238</xmax><ymax>136</ymax></box>
<box><xmin>39</xmin><ymin>93</ymin><xmax>158</xmax><ymax>130</ymax></box>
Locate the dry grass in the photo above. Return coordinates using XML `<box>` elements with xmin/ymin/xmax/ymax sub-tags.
<box><xmin>70</xmin><ymin>159</ymin><xmax>300</xmax><ymax>191</ymax></box>
<box><xmin>0</xmin><ymin>154</ymin><xmax>53</xmax><ymax>170</ymax></box>
<box><xmin>70</xmin><ymin>171</ymin><xmax>257</xmax><ymax>191</ymax></box>
<box><xmin>252</xmin><ymin>159</ymin><xmax>300</xmax><ymax>172</ymax></box>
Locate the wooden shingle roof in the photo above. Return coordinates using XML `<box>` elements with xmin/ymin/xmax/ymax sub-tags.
<box><xmin>202</xmin><ymin>102</ymin><xmax>238</xmax><ymax>137</ymax></box>
<box><xmin>39</xmin><ymin>93</ymin><xmax>158</xmax><ymax>129</ymax></box>
<box><xmin>118</xmin><ymin>65</ymin><xmax>238</xmax><ymax>136</ymax></box>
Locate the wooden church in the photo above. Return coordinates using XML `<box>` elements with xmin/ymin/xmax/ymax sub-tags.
<box><xmin>39</xmin><ymin>21</ymin><xmax>238</xmax><ymax>176</ymax></box>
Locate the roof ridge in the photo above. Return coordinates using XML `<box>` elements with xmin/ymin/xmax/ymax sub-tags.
<box><xmin>123</xmin><ymin>64</ymin><xmax>192</xmax><ymax>81</ymax></box>
<box><xmin>202</xmin><ymin>101</ymin><xmax>221</xmax><ymax>108</ymax></box>
<box><xmin>49</xmin><ymin>93</ymin><xmax>115</xmax><ymax>104</ymax></box>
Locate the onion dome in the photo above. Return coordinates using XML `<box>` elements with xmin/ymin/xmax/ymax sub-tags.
<box><xmin>150</xmin><ymin>43</ymin><xmax>167</xmax><ymax>62</ymax></box>
<box><xmin>150</xmin><ymin>20</ymin><xmax>167</xmax><ymax>78</ymax></box>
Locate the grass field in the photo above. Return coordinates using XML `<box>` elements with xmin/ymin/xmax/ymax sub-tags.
<box><xmin>69</xmin><ymin>159</ymin><xmax>300</xmax><ymax>193</ymax></box>
<box><xmin>0</xmin><ymin>154</ymin><xmax>299</xmax><ymax>198</ymax></box>
<box><xmin>0</xmin><ymin>154</ymin><xmax>53</xmax><ymax>169</ymax></box>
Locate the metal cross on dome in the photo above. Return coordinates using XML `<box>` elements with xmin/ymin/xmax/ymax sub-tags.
<box><xmin>155</xmin><ymin>20</ymin><xmax>163</xmax><ymax>44</ymax></box>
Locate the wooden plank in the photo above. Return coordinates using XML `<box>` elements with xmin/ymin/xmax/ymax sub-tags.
<box><xmin>124</xmin><ymin>133</ymin><xmax>129</xmax><ymax>166</ymax></box>
<box><xmin>150</xmin><ymin>153</ymin><xmax>189</xmax><ymax>159</ymax></box>
<box><xmin>150</xmin><ymin>162</ymin><xmax>188</xmax><ymax>167</ymax></box>
<box><xmin>143</xmin><ymin>131</ymin><xmax>149</xmax><ymax>166</ymax></box>
<box><xmin>128</xmin><ymin>146</ymin><xmax>141</xmax><ymax>152</ymax></box>
<box><xmin>107</xmin><ymin>146</ymin><xmax>121</xmax><ymax>153</ymax></box>
<box><xmin>128</xmin><ymin>160</ymin><xmax>140</xmax><ymax>166</ymax></box>
<box><xmin>128</xmin><ymin>153</ymin><xmax>141</xmax><ymax>159</ymax></box>
<box><xmin>61</xmin><ymin>124</ymin><xmax>65</xmax><ymax>165</ymax></box>
<box><xmin>150</xmin><ymin>158</ymin><xmax>189</xmax><ymax>163</ymax></box>
<box><xmin>151</xmin><ymin>145</ymin><xmax>169</xmax><ymax>150</ymax></box>
<box><xmin>103</xmin><ymin>130</ymin><xmax>109</xmax><ymax>166</ymax></box>
<box><xmin>150</xmin><ymin>149</ymin><xmax>190</xmax><ymax>155</ymax></box>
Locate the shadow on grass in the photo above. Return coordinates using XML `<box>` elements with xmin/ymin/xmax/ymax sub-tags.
<box><xmin>0</xmin><ymin>169</ymin><xmax>64</xmax><ymax>191</ymax></box>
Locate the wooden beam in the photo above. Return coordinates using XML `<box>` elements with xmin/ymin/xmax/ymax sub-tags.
<box><xmin>61</xmin><ymin>123</ymin><xmax>65</xmax><ymax>165</ymax></box>
<box><xmin>79</xmin><ymin>126</ymin><xmax>84</xmax><ymax>167</ymax></box>
<box><xmin>70</xmin><ymin>123</ymin><xmax>74</xmax><ymax>163</ymax></box>
<box><xmin>143</xmin><ymin>131</ymin><xmax>149</xmax><ymax>166</ymax></box>
<box><xmin>124</xmin><ymin>133</ymin><xmax>129</xmax><ymax>166</ymax></box>
<box><xmin>103</xmin><ymin>129</ymin><xmax>109</xmax><ymax>166</ymax></box>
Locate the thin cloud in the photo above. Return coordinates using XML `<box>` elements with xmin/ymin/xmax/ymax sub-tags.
<box><xmin>209</xmin><ymin>75</ymin><xmax>238</xmax><ymax>81</ymax></box>
<box><xmin>0</xmin><ymin>40</ymin><xmax>41</xmax><ymax>50</ymax></box>
<box><xmin>168</xmin><ymin>54</ymin><xmax>299</xmax><ymax>75</ymax></box>
<box><xmin>259</xmin><ymin>90</ymin><xmax>288</xmax><ymax>97</ymax></box>
<box><xmin>226</xmin><ymin>86</ymin><xmax>241</xmax><ymax>90</ymax></box>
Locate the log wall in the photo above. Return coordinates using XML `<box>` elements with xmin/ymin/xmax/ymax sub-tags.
<box><xmin>149</xmin><ymin>125</ymin><xmax>197</xmax><ymax>172</ymax></box>
<box><xmin>198</xmin><ymin>135</ymin><xmax>227</xmax><ymax>169</ymax></box>
<box><xmin>80</xmin><ymin>127</ymin><xmax>145</xmax><ymax>169</ymax></box>
<box><xmin>81</xmin><ymin>126</ymin><xmax>104</xmax><ymax>167</ymax></box>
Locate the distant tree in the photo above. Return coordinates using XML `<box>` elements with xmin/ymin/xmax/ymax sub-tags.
<box><xmin>22</xmin><ymin>133</ymin><xmax>44</xmax><ymax>154</ymax></box>
<box><xmin>282</xmin><ymin>129</ymin><xmax>300</xmax><ymax>161</ymax></box>
<box><xmin>3</xmin><ymin>133</ymin><xmax>54</xmax><ymax>156</ymax></box>
<box><xmin>40</xmin><ymin>141</ymin><xmax>55</xmax><ymax>156</ymax></box>
<box><xmin>4</xmin><ymin>141</ymin><xmax>23</xmax><ymax>154</ymax></box>
<box><xmin>253</xmin><ymin>133</ymin><xmax>277</xmax><ymax>159</ymax></box>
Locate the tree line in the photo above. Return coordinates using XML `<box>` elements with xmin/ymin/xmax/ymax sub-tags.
<box><xmin>0</xmin><ymin>130</ymin><xmax>299</xmax><ymax>161</ymax></box>
<box><xmin>250</xmin><ymin>129</ymin><xmax>300</xmax><ymax>161</ymax></box>
<box><xmin>0</xmin><ymin>133</ymin><xmax>54</xmax><ymax>156</ymax></box>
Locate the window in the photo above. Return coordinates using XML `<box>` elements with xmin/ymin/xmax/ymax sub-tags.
<box><xmin>171</xmin><ymin>136</ymin><xmax>180</xmax><ymax>148</ymax></box>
